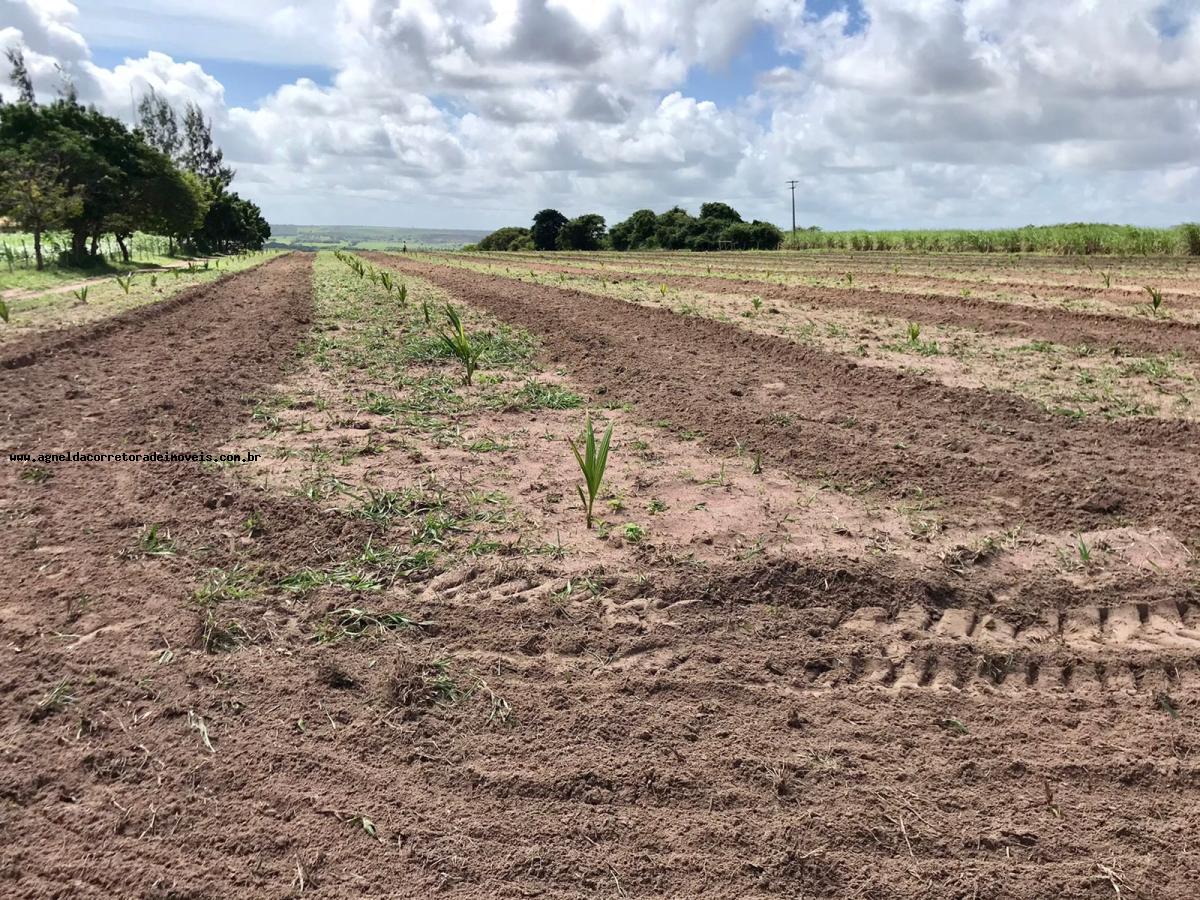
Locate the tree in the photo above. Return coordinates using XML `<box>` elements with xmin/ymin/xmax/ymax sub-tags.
<box><xmin>556</xmin><ymin>213</ymin><xmax>606</xmax><ymax>251</ymax></box>
<box><xmin>0</xmin><ymin>148</ymin><xmax>81</xmax><ymax>268</ymax></box>
<box><xmin>698</xmin><ymin>202</ymin><xmax>742</xmax><ymax>223</ymax></box>
<box><xmin>192</xmin><ymin>190</ymin><xmax>269</xmax><ymax>253</ymax></box>
<box><xmin>181</xmin><ymin>102</ymin><xmax>233</xmax><ymax>189</ymax></box>
<box><xmin>477</xmin><ymin>226</ymin><xmax>533</xmax><ymax>251</ymax></box>
<box><xmin>609</xmin><ymin>208</ymin><xmax>657</xmax><ymax>251</ymax></box>
<box><xmin>107</xmin><ymin>143</ymin><xmax>205</xmax><ymax>262</ymax></box>
<box><xmin>654</xmin><ymin>206</ymin><xmax>697</xmax><ymax>250</ymax></box>
<box><xmin>531</xmin><ymin>208</ymin><xmax>568</xmax><ymax>251</ymax></box>
<box><xmin>722</xmin><ymin>220</ymin><xmax>784</xmax><ymax>250</ymax></box>
<box><xmin>5</xmin><ymin>48</ymin><xmax>35</xmax><ymax>105</ymax></box>
<box><xmin>138</xmin><ymin>88</ymin><xmax>181</xmax><ymax>160</ymax></box>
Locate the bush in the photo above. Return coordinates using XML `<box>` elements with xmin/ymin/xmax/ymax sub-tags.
<box><xmin>476</xmin><ymin>226</ymin><xmax>533</xmax><ymax>251</ymax></box>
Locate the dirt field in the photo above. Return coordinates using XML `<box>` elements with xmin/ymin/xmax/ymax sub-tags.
<box><xmin>2</xmin><ymin>249</ymin><xmax>1198</xmax><ymax>898</ymax></box>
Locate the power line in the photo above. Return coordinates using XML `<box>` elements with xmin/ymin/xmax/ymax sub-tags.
<box><xmin>786</xmin><ymin>180</ymin><xmax>799</xmax><ymax>243</ymax></box>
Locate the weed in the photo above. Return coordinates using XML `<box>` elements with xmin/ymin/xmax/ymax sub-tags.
<box><xmin>242</xmin><ymin>511</ymin><xmax>266</xmax><ymax>538</ymax></box>
<box><xmin>187</xmin><ymin>710</ymin><xmax>215</xmax><ymax>752</ymax></box>
<box><xmin>194</xmin><ymin>566</ymin><xmax>257</xmax><ymax>605</ymax></box>
<box><xmin>622</xmin><ymin>523</ymin><xmax>646</xmax><ymax>543</ymax></box>
<box><xmin>515</xmin><ymin>380</ymin><xmax>582</xmax><ymax>410</ymax></box>
<box><xmin>32</xmin><ymin>679</ymin><xmax>75</xmax><ymax>719</ymax></box>
<box><xmin>569</xmin><ymin>414</ymin><xmax>613</xmax><ymax>529</ymax></box>
<box><xmin>348</xmin><ymin>816</ymin><xmax>379</xmax><ymax>840</ymax></box>
<box><xmin>137</xmin><ymin>523</ymin><xmax>175</xmax><ymax>557</ymax></box>
<box><xmin>315</xmin><ymin>607</ymin><xmax>421</xmax><ymax>643</ymax></box>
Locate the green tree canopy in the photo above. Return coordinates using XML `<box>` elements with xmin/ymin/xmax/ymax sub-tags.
<box><xmin>476</xmin><ymin>226</ymin><xmax>533</xmax><ymax>251</ymax></box>
<box><xmin>556</xmin><ymin>213</ymin><xmax>607</xmax><ymax>251</ymax></box>
<box><xmin>531</xmin><ymin>208</ymin><xmax>568</xmax><ymax>250</ymax></box>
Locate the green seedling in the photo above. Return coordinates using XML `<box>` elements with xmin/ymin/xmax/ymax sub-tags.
<box><xmin>115</xmin><ymin>273</ymin><xmax>132</xmax><ymax>294</ymax></box>
<box><xmin>906</xmin><ymin>322</ymin><xmax>922</xmax><ymax>344</ymax></box>
<box><xmin>438</xmin><ymin>304</ymin><xmax>483</xmax><ymax>385</ymax></box>
<box><xmin>73</xmin><ymin>286</ymin><xmax>88</xmax><ymax>304</ymax></box>
<box><xmin>569</xmin><ymin>414</ymin><xmax>613</xmax><ymax>530</ymax></box>
<box><xmin>1143</xmin><ymin>285</ymin><xmax>1164</xmax><ymax>315</ymax></box>
<box><xmin>138</xmin><ymin>523</ymin><xmax>175</xmax><ymax>556</ymax></box>
<box><xmin>0</xmin><ymin>299</ymin><xmax>8</xmax><ymax>323</ymax></box>
<box><xmin>1076</xmin><ymin>534</ymin><xmax>1092</xmax><ymax>566</ymax></box>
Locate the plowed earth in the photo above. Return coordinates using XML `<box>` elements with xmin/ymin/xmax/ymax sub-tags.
<box><xmin>433</xmin><ymin>254</ymin><xmax>1200</xmax><ymax>357</ymax></box>
<box><xmin>1</xmin><ymin>250</ymin><xmax>1198</xmax><ymax>899</ymax></box>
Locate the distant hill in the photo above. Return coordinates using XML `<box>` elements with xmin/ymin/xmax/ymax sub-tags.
<box><xmin>268</xmin><ymin>225</ymin><xmax>490</xmax><ymax>250</ymax></box>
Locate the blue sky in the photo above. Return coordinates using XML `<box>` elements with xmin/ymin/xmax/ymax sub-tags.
<box><xmin>90</xmin><ymin>48</ymin><xmax>334</xmax><ymax>108</ymax></box>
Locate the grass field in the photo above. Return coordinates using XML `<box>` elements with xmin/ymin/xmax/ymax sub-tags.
<box><xmin>0</xmin><ymin>230</ymin><xmax>214</xmax><ymax>295</ymax></box>
<box><xmin>3</xmin><ymin>248</ymin><xmax>1199</xmax><ymax>897</ymax></box>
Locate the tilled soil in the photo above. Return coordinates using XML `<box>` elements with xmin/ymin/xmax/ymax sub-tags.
<box><xmin>451</xmin><ymin>255</ymin><xmax>1200</xmax><ymax>357</ymax></box>
<box><xmin>374</xmin><ymin>255</ymin><xmax>1200</xmax><ymax>545</ymax></box>
<box><xmin>2</xmin><ymin>251</ymin><xmax>1198</xmax><ymax>899</ymax></box>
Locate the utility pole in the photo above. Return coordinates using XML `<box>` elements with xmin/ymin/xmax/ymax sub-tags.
<box><xmin>786</xmin><ymin>180</ymin><xmax>799</xmax><ymax>245</ymax></box>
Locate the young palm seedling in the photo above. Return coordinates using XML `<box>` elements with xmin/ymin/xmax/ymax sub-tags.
<box><xmin>568</xmin><ymin>414</ymin><xmax>613</xmax><ymax>530</ymax></box>
<box><xmin>115</xmin><ymin>273</ymin><xmax>133</xmax><ymax>294</ymax></box>
<box><xmin>72</xmin><ymin>286</ymin><xmax>88</xmax><ymax>304</ymax></box>
<box><xmin>438</xmin><ymin>304</ymin><xmax>483</xmax><ymax>385</ymax></box>
<box><xmin>1144</xmin><ymin>285</ymin><xmax>1165</xmax><ymax>316</ymax></box>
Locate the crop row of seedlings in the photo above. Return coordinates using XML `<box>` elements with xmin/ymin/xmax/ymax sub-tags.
<box><xmin>452</xmin><ymin>251</ymin><xmax>1199</xmax><ymax>322</ymax></box>
<box><xmin>0</xmin><ymin>250</ymin><xmax>278</xmax><ymax>339</ymax></box>
<box><xmin>406</xmin><ymin>255</ymin><xmax>1200</xmax><ymax>422</ymax></box>
<box><xmin>498</xmin><ymin>248</ymin><xmax>1200</xmax><ymax>295</ymax></box>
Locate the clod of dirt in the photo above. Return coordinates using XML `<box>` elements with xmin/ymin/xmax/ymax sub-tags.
<box><xmin>1080</xmin><ymin>489</ymin><xmax>1126</xmax><ymax>514</ymax></box>
<box><xmin>316</xmin><ymin>660</ymin><xmax>359</xmax><ymax>691</ymax></box>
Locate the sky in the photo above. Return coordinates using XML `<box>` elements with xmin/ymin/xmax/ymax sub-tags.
<box><xmin>2</xmin><ymin>0</ymin><xmax>1199</xmax><ymax>231</ymax></box>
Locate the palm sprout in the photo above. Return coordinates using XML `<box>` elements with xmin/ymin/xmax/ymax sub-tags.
<box><xmin>438</xmin><ymin>304</ymin><xmax>483</xmax><ymax>385</ymax></box>
<box><xmin>568</xmin><ymin>415</ymin><xmax>613</xmax><ymax>530</ymax></box>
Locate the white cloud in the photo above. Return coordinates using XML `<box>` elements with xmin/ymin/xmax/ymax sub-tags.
<box><xmin>2</xmin><ymin>0</ymin><xmax>1199</xmax><ymax>228</ymax></box>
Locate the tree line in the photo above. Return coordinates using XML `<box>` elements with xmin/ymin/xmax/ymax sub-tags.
<box><xmin>471</xmin><ymin>203</ymin><xmax>784</xmax><ymax>252</ymax></box>
<box><xmin>0</xmin><ymin>49</ymin><xmax>269</xmax><ymax>270</ymax></box>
